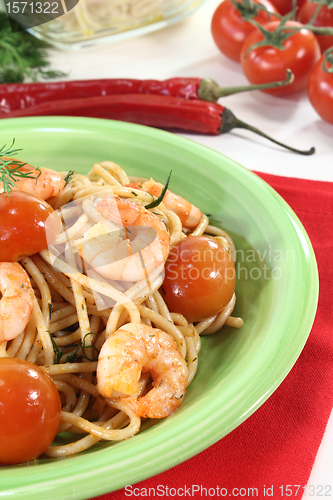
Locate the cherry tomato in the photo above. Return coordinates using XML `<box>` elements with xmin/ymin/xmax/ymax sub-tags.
<box><xmin>297</xmin><ymin>1</ymin><xmax>333</xmax><ymax>53</ymax></box>
<box><xmin>0</xmin><ymin>191</ymin><xmax>61</xmax><ymax>262</ymax></box>
<box><xmin>163</xmin><ymin>236</ymin><xmax>236</xmax><ymax>323</ymax></box>
<box><xmin>240</xmin><ymin>20</ymin><xmax>321</xmax><ymax>95</ymax></box>
<box><xmin>307</xmin><ymin>50</ymin><xmax>333</xmax><ymax>124</ymax></box>
<box><xmin>211</xmin><ymin>0</ymin><xmax>280</xmax><ymax>62</ymax></box>
<box><xmin>0</xmin><ymin>358</ymin><xmax>61</xmax><ymax>465</ymax></box>
<box><xmin>268</xmin><ymin>0</ymin><xmax>305</xmax><ymax>15</ymax></box>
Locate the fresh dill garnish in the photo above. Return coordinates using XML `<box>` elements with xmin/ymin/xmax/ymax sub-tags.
<box><xmin>50</xmin><ymin>332</ymin><xmax>98</xmax><ymax>364</ymax></box>
<box><xmin>48</xmin><ymin>303</ymin><xmax>52</xmax><ymax>321</ymax></box>
<box><xmin>64</xmin><ymin>170</ymin><xmax>75</xmax><ymax>185</ymax></box>
<box><xmin>170</xmin><ymin>393</ymin><xmax>184</xmax><ymax>400</ymax></box>
<box><xmin>0</xmin><ymin>139</ymin><xmax>39</xmax><ymax>195</ymax></box>
<box><xmin>145</xmin><ymin>171</ymin><xmax>172</xmax><ymax>210</ymax></box>
<box><xmin>64</xmin><ymin>346</ymin><xmax>81</xmax><ymax>364</ymax></box>
<box><xmin>81</xmin><ymin>333</ymin><xmax>99</xmax><ymax>361</ymax></box>
<box><xmin>49</xmin><ymin>334</ymin><xmax>63</xmax><ymax>365</ymax></box>
<box><xmin>0</xmin><ymin>13</ymin><xmax>66</xmax><ymax>83</ymax></box>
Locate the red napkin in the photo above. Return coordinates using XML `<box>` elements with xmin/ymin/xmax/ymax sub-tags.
<box><xmin>93</xmin><ymin>172</ymin><xmax>333</xmax><ymax>500</ymax></box>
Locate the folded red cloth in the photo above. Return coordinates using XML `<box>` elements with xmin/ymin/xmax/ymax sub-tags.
<box><xmin>93</xmin><ymin>172</ymin><xmax>333</xmax><ymax>500</ymax></box>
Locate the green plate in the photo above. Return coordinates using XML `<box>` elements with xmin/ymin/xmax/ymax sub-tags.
<box><xmin>0</xmin><ymin>117</ymin><xmax>318</xmax><ymax>499</ymax></box>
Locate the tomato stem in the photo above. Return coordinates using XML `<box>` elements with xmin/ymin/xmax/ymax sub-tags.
<box><xmin>307</xmin><ymin>3</ymin><xmax>322</xmax><ymax>24</ymax></box>
<box><xmin>305</xmin><ymin>24</ymin><xmax>333</xmax><ymax>34</ymax></box>
<box><xmin>230</xmin><ymin>0</ymin><xmax>261</xmax><ymax>18</ymax></box>
<box><xmin>199</xmin><ymin>69</ymin><xmax>294</xmax><ymax>101</ymax></box>
<box><xmin>291</xmin><ymin>0</ymin><xmax>297</xmax><ymax>19</ymax></box>
<box><xmin>245</xmin><ymin>13</ymin><xmax>298</xmax><ymax>55</ymax></box>
<box><xmin>323</xmin><ymin>47</ymin><xmax>333</xmax><ymax>73</ymax></box>
<box><xmin>245</xmin><ymin>12</ymin><xmax>333</xmax><ymax>57</ymax></box>
<box><xmin>229</xmin><ymin>0</ymin><xmax>281</xmax><ymax>21</ymax></box>
<box><xmin>221</xmin><ymin>109</ymin><xmax>315</xmax><ymax>155</ymax></box>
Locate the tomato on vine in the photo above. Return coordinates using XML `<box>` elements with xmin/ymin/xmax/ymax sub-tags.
<box><xmin>297</xmin><ymin>0</ymin><xmax>333</xmax><ymax>52</ymax></box>
<box><xmin>307</xmin><ymin>47</ymin><xmax>333</xmax><ymax>123</ymax></box>
<box><xmin>240</xmin><ymin>19</ymin><xmax>321</xmax><ymax>95</ymax></box>
<box><xmin>211</xmin><ymin>0</ymin><xmax>280</xmax><ymax>62</ymax></box>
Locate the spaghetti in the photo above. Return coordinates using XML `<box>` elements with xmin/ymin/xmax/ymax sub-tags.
<box><xmin>0</xmin><ymin>161</ymin><xmax>243</xmax><ymax>459</ymax></box>
<box><xmin>55</xmin><ymin>0</ymin><xmax>188</xmax><ymax>37</ymax></box>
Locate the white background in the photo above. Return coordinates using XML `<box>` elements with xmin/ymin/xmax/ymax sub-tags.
<box><xmin>47</xmin><ymin>0</ymin><xmax>333</xmax><ymax>495</ymax></box>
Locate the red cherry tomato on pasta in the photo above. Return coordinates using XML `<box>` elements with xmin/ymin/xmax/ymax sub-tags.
<box><xmin>0</xmin><ymin>358</ymin><xmax>61</xmax><ymax>465</ymax></box>
<box><xmin>307</xmin><ymin>50</ymin><xmax>333</xmax><ymax>124</ymax></box>
<box><xmin>0</xmin><ymin>191</ymin><xmax>61</xmax><ymax>262</ymax></box>
<box><xmin>268</xmin><ymin>0</ymin><xmax>305</xmax><ymax>15</ymax></box>
<box><xmin>163</xmin><ymin>236</ymin><xmax>236</xmax><ymax>323</ymax></box>
<box><xmin>240</xmin><ymin>20</ymin><xmax>321</xmax><ymax>95</ymax></box>
<box><xmin>297</xmin><ymin>1</ymin><xmax>333</xmax><ymax>53</ymax></box>
<box><xmin>211</xmin><ymin>0</ymin><xmax>280</xmax><ymax>62</ymax></box>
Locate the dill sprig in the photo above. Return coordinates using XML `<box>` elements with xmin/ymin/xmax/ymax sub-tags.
<box><xmin>0</xmin><ymin>139</ymin><xmax>40</xmax><ymax>195</ymax></box>
<box><xmin>64</xmin><ymin>170</ymin><xmax>75</xmax><ymax>186</ymax></box>
<box><xmin>50</xmin><ymin>332</ymin><xmax>99</xmax><ymax>365</ymax></box>
<box><xmin>145</xmin><ymin>171</ymin><xmax>172</xmax><ymax>210</ymax></box>
<box><xmin>0</xmin><ymin>13</ymin><xmax>66</xmax><ymax>84</ymax></box>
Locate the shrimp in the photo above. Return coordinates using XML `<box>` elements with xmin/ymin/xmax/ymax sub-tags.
<box><xmin>0</xmin><ymin>262</ymin><xmax>34</xmax><ymax>343</ymax></box>
<box><xmin>97</xmin><ymin>323</ymin><xmax>188</xmax><ymax>419</ymax></box>
<box><xmin>78</xmin><ymin>195</ymin><xmax>170</xmax><ymax>282</ymax></box>
<box><xmin>127</xmin><ymin>178</ymin><xmax>202</xmax><ymax>228</ymax></box>
<box><xmin>0</xmin><ymin>158</ymin><xmax>65</xmax><ymax>200</ymax></box>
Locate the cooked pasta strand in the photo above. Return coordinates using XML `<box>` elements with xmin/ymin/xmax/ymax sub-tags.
<box><xmin>1</xmin><ymin>160</ymin><xmax>243</xmax><ymax>462</ymax></box>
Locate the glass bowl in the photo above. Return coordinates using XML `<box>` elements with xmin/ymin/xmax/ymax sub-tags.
<box><xmin>29</xmin><ymin>0</ymin><xmax>206</xmax><ymax>50</ymax></box>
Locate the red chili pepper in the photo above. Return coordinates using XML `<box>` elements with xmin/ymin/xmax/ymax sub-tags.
<box><xmin>0</xmin><ymin>72</ymin><xmax>294</xmax><ymax>115</ymax></box>
<box><xmin>0</xmin><ymin>78</ymin><xmax>202</xmax><ymax>114</ymax></box>
<box><xmin>1</xmin><ymin>93</ymin><xmax>314</xmax><ymax>155</ymax></box>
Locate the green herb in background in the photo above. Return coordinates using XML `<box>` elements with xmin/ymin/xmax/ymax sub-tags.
<box><xmin>0</xmin><ymin>12</ymin><xmax>65</xmax><ymax>84</ymax></box>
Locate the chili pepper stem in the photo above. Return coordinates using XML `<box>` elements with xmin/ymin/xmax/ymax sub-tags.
<box><xmin>199</xmin><ymin>70</ymin><xmax>294</xmax><ymax>102</ymax></box>
<box><xmin>221</xmin><ymin>108</ymin><xmax>315</xmax><ymax>155</ymax></box>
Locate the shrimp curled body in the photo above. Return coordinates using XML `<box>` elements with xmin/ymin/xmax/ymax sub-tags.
<box><xmin>128</xmin><ymin>179</ymin><xmax>202</xmax><ymax>228</ymax></box>
<box><xmin>0</xmin><ymin>159</ymin><xmax>65</xmax><ymax>200</ymax></box>
<box><xmin>80</xmin><ymin>196</ymin><xmax>170</xmax><ymax>282</ymax></box>
<box><xmin>0</xmin><ymin>262</ymin><xmax>34</xmax><ymax>343</ymax></box>
<box><xmin>97</xmin><ymin>323</ymin><xmax>188</xmax><ymax>419</ymax></box>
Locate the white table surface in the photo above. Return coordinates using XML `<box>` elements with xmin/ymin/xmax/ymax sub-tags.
<box><xmin>47</xmin><ymin>0</ymin><xmax>333</xmax><ymax>495</ymax></box>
